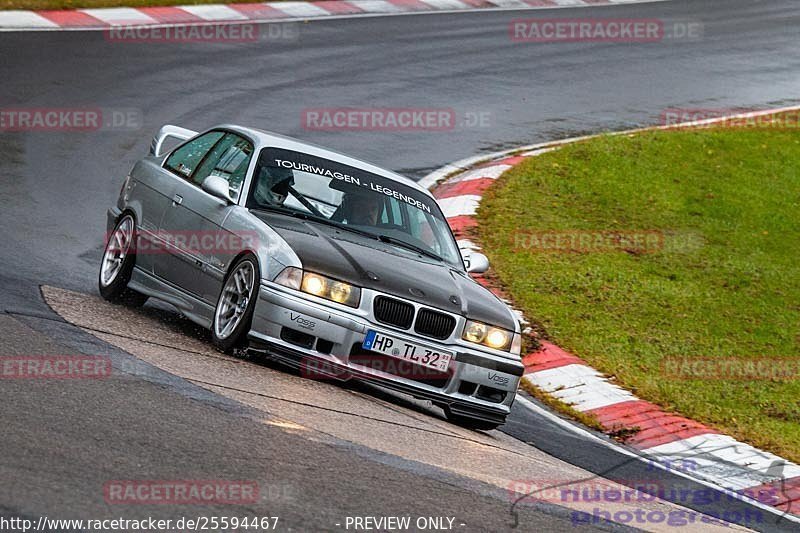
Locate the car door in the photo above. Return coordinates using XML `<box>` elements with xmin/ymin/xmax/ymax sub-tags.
<box><xmin>125</xmin><ymin>160</ymin><xmax>177</xmax><ymax>275</ymax></box>
<box><xmin>132</xmin><ymin>131</ymin><xmax>223</xmax><ymax>275</ymax></box>
<box><xmin>157</xmin><ymin>132</ymin><xmax>254</xmax><ymax>305</ymax></box>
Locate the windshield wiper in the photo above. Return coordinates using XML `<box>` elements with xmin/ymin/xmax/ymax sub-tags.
<box><xmin>378</xmin><ymin>235</ymin><xmax>443</xmax><ymax>262</ymax></box>
<box><xmin>251</xmin><ymin>206</ymin><xmax>378</xmax><ymax>240</ymax></box>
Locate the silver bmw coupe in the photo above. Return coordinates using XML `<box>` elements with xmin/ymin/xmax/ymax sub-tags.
<box><xmin>100</xmin><ymin>124</ymin><xmax>524</xmax><ymax>429</ymax></box>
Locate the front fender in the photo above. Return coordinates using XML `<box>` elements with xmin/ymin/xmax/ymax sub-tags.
<box><xmin>221</xmin><ymin>208</ymin><xmax>301</xmax><ymax>283</ymax></box>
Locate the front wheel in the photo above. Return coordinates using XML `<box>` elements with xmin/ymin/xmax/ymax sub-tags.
<box><xmin>212</xmin><ymin>254</ymin><xmax>260</xmax><ymax>353</ymax></box>
<box><xmin>99</xmin><ymin>214</ymin><xmax>148</xmax><ymax>307</ymax></box>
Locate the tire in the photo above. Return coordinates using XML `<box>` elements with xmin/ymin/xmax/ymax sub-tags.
<box><xmin>99</xmin><ymin>214</ymin><xmax>148</xmax><ymax>307</ymax></box>
<box><xmin>212</xmin><ymin>254</ymin><xmax>260</xmax><ymax>353</ymax></box>
<box><xmin>444</xmin><ymin>406</ymin><xmax>502</xmax><ymax>431</ymax></box>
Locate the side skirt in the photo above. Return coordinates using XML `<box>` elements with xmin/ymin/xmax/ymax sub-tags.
<box><xmin>129</xmin><ymin>266</ymin><xmax>215</xmax><ymax>330</ymax></box>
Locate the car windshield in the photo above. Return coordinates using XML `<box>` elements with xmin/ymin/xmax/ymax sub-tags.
<box><xmin>246</xmin><ymin>147</ymin><xmax>463</xmax><ymax>268</ymax></box>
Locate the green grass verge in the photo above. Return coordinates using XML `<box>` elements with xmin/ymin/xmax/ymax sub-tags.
<box><xmin>478</xmin><ymin>115</ymin><xmax>800</xmax><ymax>462</ymax></box>
<box><xmin>1</xmin><ymin>0</ymin><xmax>283</xmax><ymax>11</ymax></box>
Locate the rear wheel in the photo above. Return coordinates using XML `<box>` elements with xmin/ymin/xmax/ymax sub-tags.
<box><xmin>99</xmin><ymin>214</ymin><xmax>148</xmax><ymax>307</ymax></box>
<box><xmin>444</xmin><ymin>406</ymin><xmax>502</xmax><ymax>431</ymax></box>
<box><xmin>212</xmin><ymin>254</ymin><xmax>259</xmax><ymax>353</ymax></box>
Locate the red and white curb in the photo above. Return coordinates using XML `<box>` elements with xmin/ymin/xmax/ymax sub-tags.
<box><xmin>0</xmin><ymin>0</ymin><xmax>667</xmax><ymax>31</ymax></box>
<box><xmin>422</xmin><ymin>105</ymin><xmax>800</xmax><ymax>519</ymax></box>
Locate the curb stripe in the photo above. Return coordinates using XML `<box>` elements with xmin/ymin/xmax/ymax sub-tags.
<box><xmin>758</xmin><ymin>476</ymin><xmax>800</xmax><ymax>510</ymax></box>
<box><xmin>490</xmin><ymin>0</ymin><xmax>535</xmax><ymax>7</ymax></box>
<box><xmin>178</xmin><ymin>4</ymin><xmax>249</xmax><ymax>20</ymax></box>
<box><xmin>586</xmin><ymin>400</ymin><xmax>666</xmax><ymax>425</ymax></box>
<box><xmin>492</xmin><ymin>155</ymin><xmax>528</xmax><ymax>166</ymax></box>
<box><xmin>0</xmin><ymin>10</ymin><xmax>59</xmax><ymax>27</ymax></box>
<box><xmin>228</xmin><ymin>3</ymin><xmax>290</xmax><ymax>18</ymax></box>
<box><xmin>524</xmin><ymin>364</ymin><xmax>639</xmax><ymax>411</ymax></box>
<box><xmin>37</xmin><ymin>9</ymin><xmax>104</xmax><ymax>26</ymax></box>
<box><xmin>438</xmin><ymin>194</ymin><xmax>482</xmax><ymax>218</ymax></box>
<box><xmin>626</xmin><ymin>427</ymin><xmax>718</xmax><ymax>449</ymax></box>
<box><xmin>522</xmin><ymin>340</ymin><xmax>586</xmax><ymax>372</ymax></box>
<box><xmin>459</xmin><ymin>0</ymin><xmax>496</xmax><ymax>6</ymax></box>
<box><xmin>312</xmin><ymin>0</ymin><xmax>365</xmax><ymax>13</ymax></box>
<box><xmin>443</xmin><ymin>215</ymin><xmax>477</xmax><ymax>236</ymax></box>
<box><xmin>137</xmin><ymin>6</ymin><xmax>204</xmax><ymax>22</ymax></box>
<box><xmin>585</xmin><ymin>400</ymin><xmax>717</xmax><ymax>442</ymax></box>
<box><xmin>80</xmin><ymin>7</ymin><xmax>158</xmax><ymax>25</ymax></box>
<box><xmin>0</xmin><ymin>0</ymin><xmax>669</xmax><ymax>32</ymax></box>
<box><xmin>271</xmin><ymin>1</ymin><xmax>332</xmax><ymax>16</ymax></box>
<box><xmin>433</xmin><ymin>177</ymin><xmax>495</xmax><ymax>199</ymax></box>
<box><xmin>449</xmin><ymin>164</ymin><xmax>511</xmax><ymax>183</ymax></box>
<box><xmin>385</xmin><ymin>0</ymin><xmax>434</xmax><ymax>11</ymax></box>
<box><xmin>642</xmin><ymin>435</ymin><xmax>800</xmax><ymax>490</ymax></box>
<box><xmin>419</xmin><ymin>0</ymin><xmax>469</xmax><ymax>9</ymax></box>
<box><xmin>622</xmin><ymin>414</ymin><xmax>705</xmax><ymax>432</ymax></box>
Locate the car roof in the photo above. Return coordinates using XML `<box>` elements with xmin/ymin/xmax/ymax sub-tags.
<box><xmin>217</xmin><ymin>124</ymin><xmax>434</xmax><ymax>198</ymax></box>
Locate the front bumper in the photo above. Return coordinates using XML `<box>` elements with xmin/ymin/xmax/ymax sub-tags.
<box><xmin>248</xmin><ymin>283</ymin><xmax>524</xmax><ymax>424</ymax></box>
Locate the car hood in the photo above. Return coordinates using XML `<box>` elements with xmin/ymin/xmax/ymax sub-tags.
<box><xmin>252</xmin><ymin>211</ymin><xmax>517</xmax><ymax>331</ymax></box>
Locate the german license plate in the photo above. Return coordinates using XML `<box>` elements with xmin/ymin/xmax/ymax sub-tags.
<box><xmin>362</xmin><ymin>330</ymin><xmax>453</xmax><ymax>372</ymax></box>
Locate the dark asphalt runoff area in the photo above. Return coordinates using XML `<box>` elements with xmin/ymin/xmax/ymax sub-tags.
<box><xmin>1</xmin><ymin>0</ymin><xmax>799</xmax><ymax>530</ymax></box>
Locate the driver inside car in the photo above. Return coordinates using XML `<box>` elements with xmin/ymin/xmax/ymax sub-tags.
<box><xmin>333</xmin><ymin>191</ymin><xmax>383</xmax><ymax>226</ymax></box>
<box><xmin>253</xmin><ymin>166</ymin><xmax>295</xmax><ymax>207</ymax></box>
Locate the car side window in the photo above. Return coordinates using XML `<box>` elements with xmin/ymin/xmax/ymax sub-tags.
<box><xmin>191</xmin><ymin>133</ymin><xmax>253</xmax><ymax>200</ymax></box>
<box><xmin>163</xmin><ymin>131</ymin><xmax>225</xmax><ymax>179</ymax></box>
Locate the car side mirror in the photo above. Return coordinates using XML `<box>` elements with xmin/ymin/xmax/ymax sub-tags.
<box><xmin>202</xmin><ymin>176</ymin><xmax>233</xmax><ymax>204</ymax></box>
<box><xmin>463</xmin><ymin>251</ymin><xmax>489</xmax><ymax>274</ymax></box>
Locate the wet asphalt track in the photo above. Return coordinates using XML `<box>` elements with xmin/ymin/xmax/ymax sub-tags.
<box><xmin>1</xmin><ymin>0</ymin><xmax>800</xmax><ymax>530</ymax></box>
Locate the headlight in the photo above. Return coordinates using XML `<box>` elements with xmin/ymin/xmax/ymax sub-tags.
<box><xmin>302</xmin><ymin>273</ymin><xmax>326</xmax><ymax>296</ymax></box>
<box><xmin>274</xmin><ymin>267</ymin><xmax>360</xmax><ymax>308</ymax></box>
<box><xmin>462</xmin><ymin>320</ymin><xmax>514</xmax><ymax>352</ymax></box>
